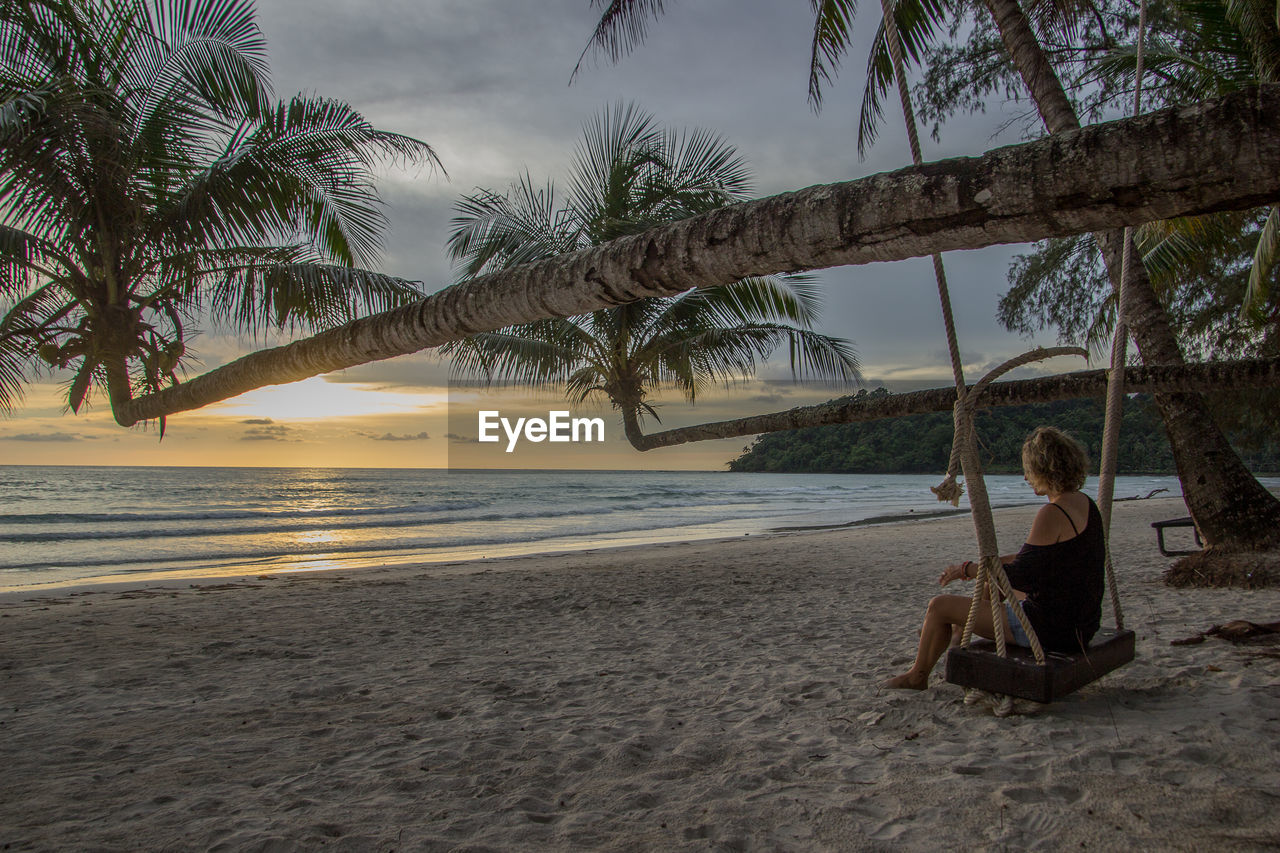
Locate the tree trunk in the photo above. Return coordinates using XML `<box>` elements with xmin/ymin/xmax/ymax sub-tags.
<box><xmin>620</xmin><ymin>405</ymin><xmax>646</xmax><ymax>450</ymax></box>
<box><xmin>113</xmin><ymin>87</ymin><xmax>1280</xmax><ymax>430</ymax></box>
<box><xmin>625</xmin><ymin>356</ymin><xmax>1280</xmax><ymax>450</ymax></box>
<box><xmin>982</xmin><ymin>0</ymin><xmax>1280</xmax><ymax>549</ymax></box>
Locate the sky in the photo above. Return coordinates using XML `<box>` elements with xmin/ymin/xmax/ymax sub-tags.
<box><xmin>0</xmin><ymin>0</ymin><xmax>1088</xmax><ymax>470</ymax></box>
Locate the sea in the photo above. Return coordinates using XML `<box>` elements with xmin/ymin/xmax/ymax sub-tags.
<box><xmin>0</xmin><ymin>466</ymin><xmax>1238</xmax><ymax>592</ymax></box>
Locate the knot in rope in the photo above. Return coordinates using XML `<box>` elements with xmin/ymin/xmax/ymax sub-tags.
<box><xmin>931</xmin><ymin>475</ymin><xmax>964</xmax><ymax>506</ymax></box>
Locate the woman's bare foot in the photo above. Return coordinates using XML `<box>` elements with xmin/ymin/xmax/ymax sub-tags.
<box><xmin>882</xmin><ymin>672</ymin><xmax>928</xmax><ymax>690</ymax></box>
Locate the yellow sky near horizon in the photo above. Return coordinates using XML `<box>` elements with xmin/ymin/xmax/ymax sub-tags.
<box><xmin>0</xmin><ymin>370</ymin><xmax>839</xmax><ymax>471</ymax></box>
<box><xmin>0</xmin><ymin>346</ymin><xmax>1090</xmax><ymax>470</ymax></box>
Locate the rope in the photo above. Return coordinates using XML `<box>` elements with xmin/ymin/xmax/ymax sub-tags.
<box><xmin>879</xmin><ymin>0</ymin><xmax>1139</xmax><ymax>707</ymax></box>
<box><xmin>880</xmin><ymin>0</ymin><xmax>966</xmax><ymax>391</ymax></box>
<box><xmin>933</xmin><ymin>346</ymin><xmax>1088</xmax><ymax>505</ymax></box>
<box><xmin>949</xmin><ymin>348</ymin><xmax>1086</xmax><ymax>667</ymax></box>
<box><xmin>881</xmin><ymin>0</ymin><xmax>1036</xmax><ymax>676</ymax></box>
<box><xmin>1094</xmin><ymin>0</ymin><xmax>1147</xmax><ymax>631</ymax></box>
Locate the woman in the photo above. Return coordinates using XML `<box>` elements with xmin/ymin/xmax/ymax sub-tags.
<box><xmin>884</xmin><ymin>426</ymin><xmax>1105</xmax><ymax>690</ymax></box>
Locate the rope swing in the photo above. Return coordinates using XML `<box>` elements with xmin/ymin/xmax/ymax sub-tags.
<box><xmin>877</xmin><ymin>0</ymin><xmax>1145</xmax><ymax>714</ymax></box>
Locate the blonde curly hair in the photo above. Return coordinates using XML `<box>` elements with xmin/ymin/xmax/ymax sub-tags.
<box><xmin>1021</xmin><ymin>426</ymin><xmax>1089</xmax><ymax>494</ymax></box>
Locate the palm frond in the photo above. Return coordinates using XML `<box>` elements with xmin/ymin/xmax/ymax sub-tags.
<box><xmin>235</xmin><ymin>95</ymin><xmax>441</xmax><ymax>267</ymax></box>
<box><xmin>644</xmin><ymin>125</ymin><xmax>751</xmax><ymax>218</ymax></box>
<box><xmin>440</xmin><ymin>320</ymin><xmax>591</xmax><ymax>388</ymax></box>
<box><xmin>130</xmin><ymin>0</ymin><xmax>271</xmax><ymax>132</ymax></box>
<box><xmin>1244</xmin><ymin>205</ymin><xmax>1280</xmax><ymax>320</ymax></box>
<box><xmin>809</xmin><ymin>0</ymin><xmax>860</xmax><ymax>111</ymax></box>
<box><xmin>0</xmin><ymin>224</ymin><xmax>76</xmax><ymax>293</ymax></box>
<box><xmin>857</xmin><ymin>0</ymin><xmax>951</xmax><ymax>156</ymax></box>
<box><xmin>151</xmin><ymin>93</ymin><xmax>439</xmax><ymax>271</ymax></box>
<box><xmin>0</xmin><ymin>282</ymin><xmax>77</xmax><ymax>413</ymax></box>
<box><xmin>0</xmin><ymin>81</ymin><xmax>111</xmax><ymax>248</ymax></box>
<box><xmin>649</xmin><ymin>322</ymin><xmax>860</xmax><ymax>395</ymax></box>
<box><xmin>659</xmin><ymin>275</ymin><xmax>823</xmax><ymax>331</ymax></box>
<box><xmin>447</xmin><ymin>176</ymin><xmax>580</xmax><ymax>279</ymax></box>
<box><xmin>571</xmin><ymin>0</ymin><xmax>668</xmax><ymax>81</ymax></box>
<box><xmin>207</xmin><ymin>258</ymin><xmax>423</xmax><ymax>334</ymax></box>
<box><xmin>1137</xmin><ymin>211</ymin><xmax>1254</xmax><ymax>283</ymax></box>
<box><xmin>569</xmin><ymin>101</ymin><xmax>662</xmax><ymax>234</ymax></box>
<box><xmin>1222</xmin><ymin>0</ymin><xmax>1280</xmax><ymax>81</ymax></box>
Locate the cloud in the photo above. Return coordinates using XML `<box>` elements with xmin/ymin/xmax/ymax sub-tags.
<box><xmin>241</xmin><ymin>418</ymin><xmax>275</xmax><ymax>425</ymax></box>
<box><xmin>3</xmin><ymin>431</ymin><xmax>93</xmax><ymax>442</ymax></box>
<box><xmin>241</xmin><ymin>423</ymin><xmax>293</xmax><ymax>442</ymax></box>
<box><xmin>930</xmin><ymin>348</ymin><xmax>987</xmax><ymax>368</ymax></box>
<box><xmin>445</xmin><ymin>432</ymin><xmax>478</xmax><ymax>443</ymax></box>
<box><xmin>369</xmin><ymin>431</ymin><xmax>431</xmax><ymax>441</ymax></box>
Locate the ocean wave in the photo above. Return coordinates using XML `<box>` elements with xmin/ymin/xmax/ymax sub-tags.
<box><xmin>0</xmin><ymin>500</ymin><xmax>490</xmax><ymax>526</ymax></box>
<box><xmin>0</xmin><ymin>497</ymin><xmax>743</xmax><ymax>545</ymax></box>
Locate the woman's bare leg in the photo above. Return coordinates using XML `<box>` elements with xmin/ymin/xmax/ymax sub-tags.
<box><xmin>883</xmin><ymin>594</ymin><xmax>1009</xmax><ymax>690</ymax></box>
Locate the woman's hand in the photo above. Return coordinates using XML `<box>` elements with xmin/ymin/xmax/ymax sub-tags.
<box><xmin>940</xmin><ymin>561</ymin><xmax>972</xmax><ymax>586</ymax></box>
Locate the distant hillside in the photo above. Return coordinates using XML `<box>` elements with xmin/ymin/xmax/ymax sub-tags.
<box><xmin>728</xmin><ymin>391</ymin><xmax>1280</xmax><ymax>475</ymax></box>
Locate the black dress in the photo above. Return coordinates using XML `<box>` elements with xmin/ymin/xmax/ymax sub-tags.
<box><xmin>1003</xmin><ymin>496</ymin><xmax>1106</xmax><ymax>654</ymax></box>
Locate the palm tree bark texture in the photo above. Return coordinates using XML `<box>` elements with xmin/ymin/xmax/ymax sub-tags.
<box><xmin>114</xmin><ymin>85</ymin><xmax>1280</xmax><ymax>431</ymax></box>
<box><xmin>982</xmin><ymin>0</ymin><xmax>1280</xmax><ymax>549</ymax></box>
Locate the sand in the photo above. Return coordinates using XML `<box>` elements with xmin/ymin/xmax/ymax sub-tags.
<box><xmin>2</xmin><ymin>496</ymin><xmax>1278</xmax><ymax>851</ymax></box>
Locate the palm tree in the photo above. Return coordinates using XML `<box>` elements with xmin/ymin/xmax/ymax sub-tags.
<box><xmin>0</xmin><ymin>0</ymin><xmax>440</xmax><ymax>429</ymax></box>
<box><xmin>575</xmin><ymin>0</ymin><xmax>1280</xmax><ymax>551</ymax></box>
<box><xmin>441</xmin><ymin>104</ymin><xmax>860</xmax><ymax>448</ymax></box>
<box><xmin>1088</xmin><ymin>0</ymin><xmax>1280</xmax><ymax>317</ymax></box>
<box><xmin>83</xmin><ymin>90</ymin><xmax>1280</xmax><ymax>430</ymax></box>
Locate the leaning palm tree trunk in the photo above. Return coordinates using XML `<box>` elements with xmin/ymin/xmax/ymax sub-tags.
<box><xmin>981</xmin><ymin>0</ymin><xmax>1280</xmax><ymax>550</ymax></box>
<box><xmin>629</xmin><ymin>356</ymin><xmax>1280</xmax><ymax>450</ymax></box>
<box><xmin>115</xmin><ymin>88</ymin><xmax>1280</xmax><ymax>429</ymax></box>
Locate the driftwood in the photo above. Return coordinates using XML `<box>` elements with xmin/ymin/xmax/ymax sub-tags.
<box><xmin>1171</xmin><ymin>620</ymin><xmax>1280</xmax><ymax>645</ymax></box>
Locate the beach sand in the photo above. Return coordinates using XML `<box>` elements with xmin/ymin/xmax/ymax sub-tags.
<box><xmin>2</xmin><ymin>496</ymin><xmax>1278</xmax><ymax>851</ymax></box>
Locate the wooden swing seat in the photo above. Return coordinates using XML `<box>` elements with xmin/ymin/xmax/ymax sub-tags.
<box><xmin>944</xmin><ymin>628</ymin><xmax>1135</xmax><ymax>703</ymax></box>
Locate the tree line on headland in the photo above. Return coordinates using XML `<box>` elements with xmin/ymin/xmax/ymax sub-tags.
<box><xmin>728</xmin><ymin>390</ymin><xmax>1280</xmax><ymax>477</ymax></box>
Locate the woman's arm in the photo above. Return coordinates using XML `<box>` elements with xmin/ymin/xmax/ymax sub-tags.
<box><xmin>944</xmin><ymin>503</ymin><xmax>1067</xmax><ymax>584</ymax></box>
<box><xmin>939</xmin><ymin>561</ymin><xmax>972</xmax><ymax>586</ymax></box>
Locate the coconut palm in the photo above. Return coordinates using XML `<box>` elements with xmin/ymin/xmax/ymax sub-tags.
<box><xmin>85</xmin><ymin>91</ymin><xmax>1280</xmax><ymax>431</ymax></box>
<box><xmin>1087</xmin><ymin>0</ymin><xmax>1280</xmax><ymax>318</ymax></box>
<box><xmin>575</xmin><ymin>0</ymin><xmax>1280</xmax><ymax>551</ymax></box>
<box><xmin>441</xmin><ymin>103</ymin><xmax>861</xmax><ymax>447</ymax></box>
<box><xmin>0</xmin><ymin>0</ymin><xmax>440</xmax><ymax>428</ymax></box>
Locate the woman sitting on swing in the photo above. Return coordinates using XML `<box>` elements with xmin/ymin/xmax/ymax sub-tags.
<box><xmin>884</xmin><ymin>426</ymin><xmax>1105</xmax><ymax>690</ymax></box>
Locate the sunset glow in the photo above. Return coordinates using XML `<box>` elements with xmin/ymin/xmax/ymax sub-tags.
<box><xmin>209</xmin><ymin>376</ymin><xmax>446</xmax><ymax>421</ymax></box>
